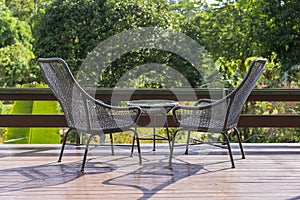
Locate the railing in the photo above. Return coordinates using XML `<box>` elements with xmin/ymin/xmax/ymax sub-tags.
<box><xmin>0</xmin><ymin>88</ymin><xmax>300</xmax><ymax>128</ymax></box>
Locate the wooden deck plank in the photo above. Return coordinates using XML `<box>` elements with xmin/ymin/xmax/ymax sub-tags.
<box><xmin>0</xmin><ymin>143</ymin><xmax>299</xmax><ymax>199</ymax></box>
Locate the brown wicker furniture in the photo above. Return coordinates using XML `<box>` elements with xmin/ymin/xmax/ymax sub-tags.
<box><xmin>38</xmin><ymin>58</ymin><xmax>142</xmax><ymax>172</ymax></box>
<box><xmin>169</xmin><ymin>58</ymin><xmax>267</xmax><ymax>168</ymax></box>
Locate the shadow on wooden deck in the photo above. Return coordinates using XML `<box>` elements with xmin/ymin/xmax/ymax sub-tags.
<box><xmin>0</xmin><ymin>143</ymin><xmax>299</xmax><ymax>199</ymax></box>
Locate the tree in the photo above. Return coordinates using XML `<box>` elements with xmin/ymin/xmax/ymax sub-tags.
<box><xmin>0</xmin><ymin>2</ymin><xmax>35</xmax><ymax>86</ymax></box>
<box><xmin>169</xmin><ymin>0</ymin><xmax>207</xmax><ymax>21</ymax></box>
<box><xmin>0</xmin><ymin>2</ymin><xmax>32</xmax><ymax>49</ymax></box>
<box><xmin>34</xmin><ymin>0</ymin><xmax>171</xmax><ymax>72</ymax></box>
<box><xmin>255</xmin><ymin>0</ymin><xmax>300</xmax><ymax>71</ymax></box>
<box><xmin>5</xmin><ymin>0</ymin><xmax>35</xmax><ymax>21</ymax></box>
<box><xmin>0</xmin><ymin>42</ymin><xmax>35</xmax><ymax>86</ymax></box>
<box><xmin>190</xmin><ymin>0</ymin><xmax>299</xmax><ymax>87</ymax></box>
<box><xmin>33</xmin><ymin>0</ymin><xmax>213</xmax><ymax>88</ymax></box>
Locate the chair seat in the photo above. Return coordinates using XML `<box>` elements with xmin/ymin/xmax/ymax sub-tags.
<box><xmin>179</xmin><ymin>114</ymin><xmax>225</xmax><ymax>132</ymax></box>
<box><xmin>95</xmin><ymin>118</ymin><xmax>134</xmax><ymax>133</ymax></box>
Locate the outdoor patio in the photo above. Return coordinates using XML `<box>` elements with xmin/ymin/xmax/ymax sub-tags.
<box><xmin>0</xmin><ymin>143</ymin><xmax>299</xmax><ymax>199</ymax></box>
<box><xmin>0</xmin><ymin>87</ymin><xmax>300</xmax><ymax>199</ymax></box>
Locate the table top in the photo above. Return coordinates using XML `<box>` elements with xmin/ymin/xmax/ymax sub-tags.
<box><xmin>127</xmin><ymin>99</ymin><xmax>178</xmax><ymax>114</ymax></box>
<box><xmin>127</xmin><ymin>99</ymin><xmax>178</xmax><ymax>109</ymax></box>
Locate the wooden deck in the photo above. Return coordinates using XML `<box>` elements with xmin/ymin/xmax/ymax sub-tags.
<box><xmin>0</xmin><ymin>143</ymin><xmax>299</xmax><ymax>199</ymax></box>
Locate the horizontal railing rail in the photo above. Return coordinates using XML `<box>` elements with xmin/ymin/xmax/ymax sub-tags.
<box><xmin>0</xmin><ymin>88</ymin><xmax>299</xmax><ymax>128</ymax></box>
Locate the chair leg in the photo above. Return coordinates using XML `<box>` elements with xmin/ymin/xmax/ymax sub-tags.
<box><xmin>131</xmin><ymin>129</ymin><xmax>142</xmax><ymax>164</ymax></box>
<box><xmin>165</xmin><ymin>122</ymin><xmax>171</xmax><ymax>151</ymax></box>
<box><xmin>168</xmin><ymin>129</ymin><xmax>179</xmax><ymax>167</ymax></box>
<box><xmin>234</xmin><ymin>127</ymin><xmax>245</xmax><ymax>159</ymax></box>
<box><xmin>222</xmin><ymin>132</ymin><xmax>235</xmax><ymax>168</ymax></box>
<box><xmin>75</xmin><ymin>130</ymin><xmax>81</xmax><ymax>146</ymax></box>
<box><xmin>58</xmin><ymin>128</ymin><xmax>73</xmax><ymax>162</ymax></box>
<box><xmin>130</xmin><ymin>134</ymin><xmax>135</xmax><ymax>157</ymax></box>
<box><xmin>185</xmin><ymin>130</ymin><xmax>191</xmax><ymax>155</ymax></box>
<box><xmin>81</xmin><ymin>134</ymin><xmax>95</xmax><ymax>172</ymax></box>
<box><xmin>109</xmin><ymin>133</ymin><xmax>114</xmax><ymax>156</ymax></box>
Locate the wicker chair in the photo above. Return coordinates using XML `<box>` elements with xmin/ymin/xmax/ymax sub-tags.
<box><xmin>38</xmin><ymin>58</ymin><xmax>142</xmax><ymax>172</ymax></box>
<box><xmin>169</xmin><ymin>58</ymin><xmax>267</xmax><ymax>168</ymax></box>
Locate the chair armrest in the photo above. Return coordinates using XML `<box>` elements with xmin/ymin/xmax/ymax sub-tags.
<box><xmin>172</xmin><ymin>98</ymin><xmax>228</xmax><ymax>127</ymax></box>
<box><xmin>79</xmin><ymin>89</ymin><xmax>141</xmax><ymax>121</ymax></box>
<box><xmin>194</xmin><ymin>99</ymin><xmax>218</xmax><ymax>106</ymax></box>
<box><xmin>79</xmin><ymin>92</ymin><xmax>142</xmax><ymax>131</ymax></box>
<box><xmin>93</xmin><ymin>98</ymin><xmax>142</xmax><ymax>123</ymax></box>
<box><xmin>172</xmin><ymin>105</ymin><xmax>209</xmax><ymax>125</ymax></box>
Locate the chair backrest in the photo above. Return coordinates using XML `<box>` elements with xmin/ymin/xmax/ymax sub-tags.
<box><xmin>38</xmin><ymin>58</ymin><xmax>88</xmax><ymax>130</ymax></box>
<box><xmin>224</xmin><ymin>58</ymin><xmax>266</xmax><ymax>130</ymax></box>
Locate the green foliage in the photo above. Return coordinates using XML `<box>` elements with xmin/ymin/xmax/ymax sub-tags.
<box><xmin>191</xmin><ymin>0</ymin><xmax>299</xmax><ymax>78</ymax></box>
<box><xmin>5</xmin><ymin>0</ymin><xmax>35</xmax><ymax>21</ymax></box>
<box><xmin>34</xmin><ymin>0</ymin><xmax>106</xmax><ymax>70</ymax></box>
<box><xmin>0</xmin><ymin>2</ymin><xmax>33</xmax><ymax>49</ymax></box>
<box><xmin>255</xmin><ymin>0</ymin><xmax>300</xmax><ymax>71</ymax></box>
<box><xmin>0</xmin><ymin>42</ymin><xmax>36</xmax><ymax>86</ymax></box>
<box><xmin>169</xmin><ymin>0</ymin><xmax>207</xmax><ymax>20</ymax></box>
<box><xmin>33</xmin><ymin>0</ymin><xmax>207</xmax><ymax>87</ymax></box>
<box><xmin>0</xmin><ymin>1</ymin><xmax>36</xmax><ymax>87</ymax></box>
